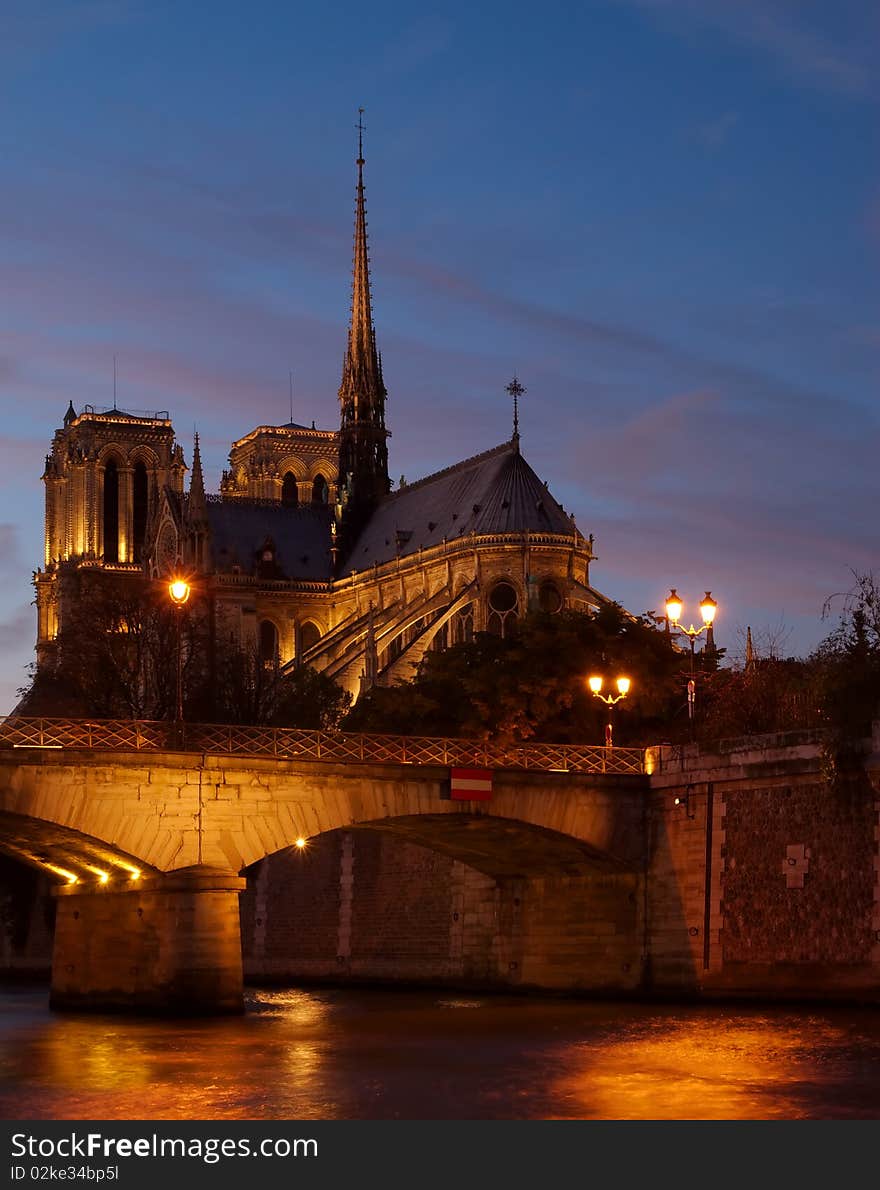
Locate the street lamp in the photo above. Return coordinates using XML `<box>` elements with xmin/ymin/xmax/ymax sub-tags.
<box><xmin>664</xmin><ymin>588</ymin><xmax>718</xmax><ymax>740</ymax></box>
<box><xmin>587</xmin><ymin>675</ymin><xmax>632</xmax><ymax>748</ymax></box>
<box><xmin>168</xmin><ymin>577</ymin><xmax>191</xmax><ymax>734</ymax></box>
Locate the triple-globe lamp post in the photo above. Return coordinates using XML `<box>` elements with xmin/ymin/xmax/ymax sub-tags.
<box><xmin>664</xmin><ymin>588</ymin><xmax>718</xmax><ymax>741</ymax></box>
<box><xmin>587</xmin><ymin>674</ymin><xmax>632</xmax><ymax>749</ymax></box>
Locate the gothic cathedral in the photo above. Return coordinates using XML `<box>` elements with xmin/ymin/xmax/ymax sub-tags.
<box><xmin>34</xmin><ymin>126</ymin><xmax>612</xmax><ymax>702</ymax></box>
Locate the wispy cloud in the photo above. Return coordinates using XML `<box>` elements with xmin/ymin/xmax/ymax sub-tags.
<box><xmin>691</xmin><ymin>111</ymin><xmax>739</xmax><ymax>150</ymax></box>
<box><xmin>619</xmin><ymin>0</ymin><xmax>877</xmax><ymax>98</ymax></box>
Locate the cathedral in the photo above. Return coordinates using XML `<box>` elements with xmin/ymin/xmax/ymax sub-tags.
<box><xmin>33</xmin><ymin>126</ymin><xmax>614</xmax><ymax>703</ymax></box>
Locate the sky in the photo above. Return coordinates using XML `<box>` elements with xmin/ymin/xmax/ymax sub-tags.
<box><xmin>0</xmin><ymin>0</ymin><xmax>877</xmax><ymax>712</ymax></box>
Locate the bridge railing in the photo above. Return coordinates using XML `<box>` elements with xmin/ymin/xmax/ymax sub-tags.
<box><xmin>0</xmin><ymin>717</ymin><xmax>645</xmax><ymax>776</ymax></box>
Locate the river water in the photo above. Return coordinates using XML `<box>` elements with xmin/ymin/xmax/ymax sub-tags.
<box><xmin>2</xmin><ymin>984</ymin><xmax>880</xmax><ymax>1119</ymax></box>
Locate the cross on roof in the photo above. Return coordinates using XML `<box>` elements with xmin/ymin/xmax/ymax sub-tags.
<box><xmin>505</xmin><ymin>375</ymin><xmax>526</xmax><ymax>440</ymax></box>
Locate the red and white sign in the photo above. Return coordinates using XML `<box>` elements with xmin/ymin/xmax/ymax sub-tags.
<box><xmin>450</xmin><ymin>768</ymin><xmax>493</xmax><ymax>801</ymax></box>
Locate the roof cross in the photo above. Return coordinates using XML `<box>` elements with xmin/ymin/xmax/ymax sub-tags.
<box><xmin>506</xmin><ymin>375</ymin><xmax>526</xmax><ymax>441</ymax></box>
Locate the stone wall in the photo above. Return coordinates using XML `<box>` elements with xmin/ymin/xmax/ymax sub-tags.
<box><xmin>242</xmin><ymin>829</ymin><xmax>642</xmax><ymax>992</ymax></box>
<box><xmin>647</xmin><ymin>735</ymin><xmax>880</xmax><ymax>998</ymax></box>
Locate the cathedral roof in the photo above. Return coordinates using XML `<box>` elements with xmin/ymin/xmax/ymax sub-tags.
<box><xmin>205</xmin><ymin>501</ymin><xmax>333</xmax><ymax>581</ymax></box>
<box><xmin>340</xmin><ymin>440</ymin><xmax>582</xmax><ymax>575</ymax></box>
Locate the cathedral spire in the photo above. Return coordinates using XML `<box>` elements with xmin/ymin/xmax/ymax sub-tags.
<box><xmin>745</xmin><ymin>625</ymin><xmax>755</xmax><ymax>670</ymax></box>
<box><xmin>189</xmin><ymin>431</ymin><xmax>207</xmax><ymax>524</ymax></box>
<box><xmin>337</xmin><ymin>107</ymin><xmax>390</xmax><ymax>563</ymax></box>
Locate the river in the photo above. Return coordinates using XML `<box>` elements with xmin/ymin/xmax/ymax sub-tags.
<box><xmin>2</xmin><ymin>984</ymin><xmax>880</xmax><ymax>1119</ymax></box>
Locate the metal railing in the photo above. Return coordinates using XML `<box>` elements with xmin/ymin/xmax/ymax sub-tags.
<box><xmin>0</xmin><ymin>717</ymin><xmax>645</xmax><ymax>776</ymax></box>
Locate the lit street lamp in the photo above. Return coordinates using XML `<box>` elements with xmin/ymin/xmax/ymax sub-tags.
<box><xmin>588</xmin><ymin>674</ymin><xmax>632</xmax><ymax>748</ymax></box>
<box><xmin>168</xmin><ymin>578</ymin><xmax>191</xmax><ymax>735</ymax></box>
<box><xmin>664</xmin><ymin>588</ymin><xmax>718</xmax><ymax>741</ymax></box>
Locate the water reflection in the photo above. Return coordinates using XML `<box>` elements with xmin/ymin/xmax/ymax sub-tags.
<box><xmin>2</xmin><ymin>986</ymin><xmax>880</xmax><ymax>1119</ymax></box>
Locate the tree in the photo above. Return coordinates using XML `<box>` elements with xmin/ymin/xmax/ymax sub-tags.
<box><xmin>18</xmin><ymin>570</ymin><xmax>209</xmax><ymax>721</ymax></box>
<box><xmin>204</xmin><ymin>647</ymin><xmax>350</xmax><ymax>730</ymax></box>
<box><xmin>17</xmin><ymin>570</ymin><xmax>351</xmax><ymax>730</ymax></box>
<box><xmin>345</xmin><ymin>605</ymin><xmax>685</xmax><ymax>746</ymax></box>
<box><xmin>811</xmin><ymin>571</ymin><xmax>880</xmax><ymax>784</ymax></box>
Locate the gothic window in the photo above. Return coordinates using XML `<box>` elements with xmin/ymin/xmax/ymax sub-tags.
<box><xmin>132</xmin><ymin>460</ymin><xmax>148</xmax><ymax>563</ymax></box>
<box><xmin>487</xmin><ymin>582</ymin><xmax>519</xmax><ymax>638</ymax></box>
<box><xmin>311</xmin><ymin>474</ymin><xmax>329</xmax><ymax>504</ymax></box>
<box><xmin>158</xmin><ymin>525</ymin><xmax>178</xmax><ymax>574</ymax></box>
<box><xmin>431</xmin><ymin>622</ymin><xmax>449</xmax><ymax>652</ymax></box>
<box><xmin>538</xmin><ymin>581</ymin><xmax>562</xmax><ymax>613</ymax></box>
<box><xmin>282</xmin><ymin>472</ymin><xmax>298</xmax><ymax>508</ymax></box>
<box><xmin>300</xmin><ymin>621</ymin><xmax>321</xmax><ymax>654</ymax></box>
<box><xmin>103</xmin><ymin>459</ymin><xmax>119</xmax><ymax>563</ymax></box>
<box><xmin>259</xmin><ymin>620</ymin><xmax>279</xmax><ymax>669</ymax></box>
<box><xmin>452</xmin><ymin>604</ymin><xmax>474</xmax><ymax>644</ymax></box>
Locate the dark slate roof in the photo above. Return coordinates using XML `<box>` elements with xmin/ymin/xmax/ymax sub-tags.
<box><xmin>206</xmin><ymin>501</ymin><xmax>333</xmax><ymax>581</ymax></box>
<box><xmin>341</xmin><ymin>441</ymin><xmax>581</xmax><ymax>575</ymax></box>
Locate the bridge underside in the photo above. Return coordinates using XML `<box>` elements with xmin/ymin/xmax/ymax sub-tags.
<box><xmin>0</xmin><ymin>809</ymin><xmax>153</xmax><ymax>887</ymax></box>
<box><xmin>348</xmin><ymin>814</ymin><xmax>635</xmax><ymax>878</ymax></box>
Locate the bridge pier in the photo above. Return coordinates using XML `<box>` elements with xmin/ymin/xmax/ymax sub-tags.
<box><xmin>50</xmin><ymin>865</ymin><xmax>246</xmax><ymax>1014</ymax></box>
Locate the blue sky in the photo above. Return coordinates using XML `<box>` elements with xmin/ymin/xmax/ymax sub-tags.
<box><xmin>0</xmin><ymin>0</ymin><xmax>877</xmax><ymax>711</ymax></box>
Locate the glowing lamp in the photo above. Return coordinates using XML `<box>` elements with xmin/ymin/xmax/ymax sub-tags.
<box><xmin>665</xmin><ymin>589</ymin><xmax>683</xmax><ymax>625</ymax></box>
<box><xmin>588</xmin><ymin>676</ymin><xmax>603</xmax><ymax>694</ymax></box>
<box><xmin>169</xmin><ymin>579</ymin><xmax>190</xmax><ymax>606</ymax></box>
<box><xmin>700</xmin><ymin>592</ymin><xmax>717</xmax><ymax>625</ymax></box>
<box><xmin>616</xmin><ymin>677</ymin><xmax>631</xmax><ymax>696</ymax></box>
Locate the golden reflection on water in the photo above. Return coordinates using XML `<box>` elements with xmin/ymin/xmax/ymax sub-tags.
<box><xmin>2</xmin><ymin>988</ymin><xmax>879</xmax><ymax>1120</ymax></box>
<box><xmin>551</xmin><ymin>1016</ymin><xmax>840</xmax><ymax>1119</ymax></box>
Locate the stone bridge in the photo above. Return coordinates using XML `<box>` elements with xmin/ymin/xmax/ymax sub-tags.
<box><xmin>0</xmin><ymin>718</ymin><xmax>648</xmax><ymax>1012</ymax></box>
<box><xmin>9</xmin><ymin>721</ymin><xmax>870</xmax><ymax>1013</ymax></box>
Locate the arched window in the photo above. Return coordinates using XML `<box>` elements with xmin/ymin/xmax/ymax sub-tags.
<box><xmin>103</xmin><ymin>459</ymin><xmax>119</xmax><ymax>563</ymax></box>
<box><xmin>311</xmin><ymin>474</ymin><xmax>328</xmax><ymax>504</ymax></box>
<box><xmin>132</xmin><ymin>460</ymin><xmax>148</xmax><ymax>563</ymax></box>
<box><xmin>300</xmin><ymin>621</ymin><xmax>321</xmax><ymax>654</ymax></box>
<box><xmin>487</xmin><ymin>582</ymin><xmax>519</xmax><ymax>638</ymax></box>
<box><xmin>259</xmin><ymin>620</ymin><xmax>278</xmax><ymax>668</ymax></box>
<box><xmin>431</xmin><ymin>623</ymin><xmax>449</xmax><ymax>652</ymax></box>
<box><xmin>282</xmin><ymin>472</ymin><xmax>298</xmax><ymax>508</ymax></box>
<box><xmin>539</xmin><ymin>581</ymin><xmax>562</xmax><ymax>613</ymax></box>
<box><xmin>453</xmin><ymin>604</ymin><xmax>474</xmax><ymax>644</ymax></box>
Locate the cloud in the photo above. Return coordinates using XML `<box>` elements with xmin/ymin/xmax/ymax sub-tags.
<box><xmin>619</xmin><ymin>0</ymin><xmax>876</xmax><ymax>98</ymax></box>
<box><xmin>542</xmin><ymin>381</ymin><xmax>879</xmax><ymax>656</ymax></box>
<box><xmin>0</xmin><ymin>605</ymin><xmax>33</xmax><ymax>653</ymax></box>
<box><xmin>0</xmin><ymin>1</ymin><xmax>138</xmax><ymax>69</ymax></box>
<box><xmin>691</xmin><ymin>111</ymin><xmax>739</xmax><ymax>150</ymax></box>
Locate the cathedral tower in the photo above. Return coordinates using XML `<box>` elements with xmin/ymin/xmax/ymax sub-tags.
<box><xmin>35</xmin><ymin>403</ymin><xmax>183</xmax><ymax>657</ymax></box>
<box><xmin>336</xmin><ymin>110</ymin><xmax>390</xmax><ymax>561</ymax></box>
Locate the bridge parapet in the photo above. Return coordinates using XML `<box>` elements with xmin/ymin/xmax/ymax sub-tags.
<box><xmin>0</xmin><ymin>716</ymin><xmax>645</xmax><ymax>776</ymax></box>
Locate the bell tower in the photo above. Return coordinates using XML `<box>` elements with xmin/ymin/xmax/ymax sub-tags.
<box><xmin>35</xmin><ymin>402</ymin><xmax>183</xmax><ymax>659</ymax></box>
<box><xmin>336</xmin><ymin>109</ymin><xmax>390</xmax><ymax>561</ymax></box>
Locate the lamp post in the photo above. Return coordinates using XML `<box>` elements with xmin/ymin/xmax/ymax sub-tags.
<box><xmin>664</xmin><ymin>588</ymin><xmax>718</xmax><ymax>741</ymax></box>
<box><xmin>588</xmin><ymin>675</ymin><xmax>631</xmax><ymax>749</ymax></box>
<box><xmin>168</xmin><ymin>578</ymin><xmax>191</xmax><ymax>737</ymax></box>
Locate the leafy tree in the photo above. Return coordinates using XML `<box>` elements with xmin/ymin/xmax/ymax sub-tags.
<box><xmin>346</xmin><ymin>605</ymin><xmax>685</xmax><ymax>746</ymax></box>
<box><xmin>203</xmin><ymin>647</ymin><xmax>350</xmax><ymax>730</ymax></box>
<box><xmin>17</xmin><ymin>571</ymin><xmax>350</xmax><ymax>730</ymax></box>
<box><xmin>18</xmin><ymin>571</ymin><xmax>209</xmax><ymax>721</ymax></box>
